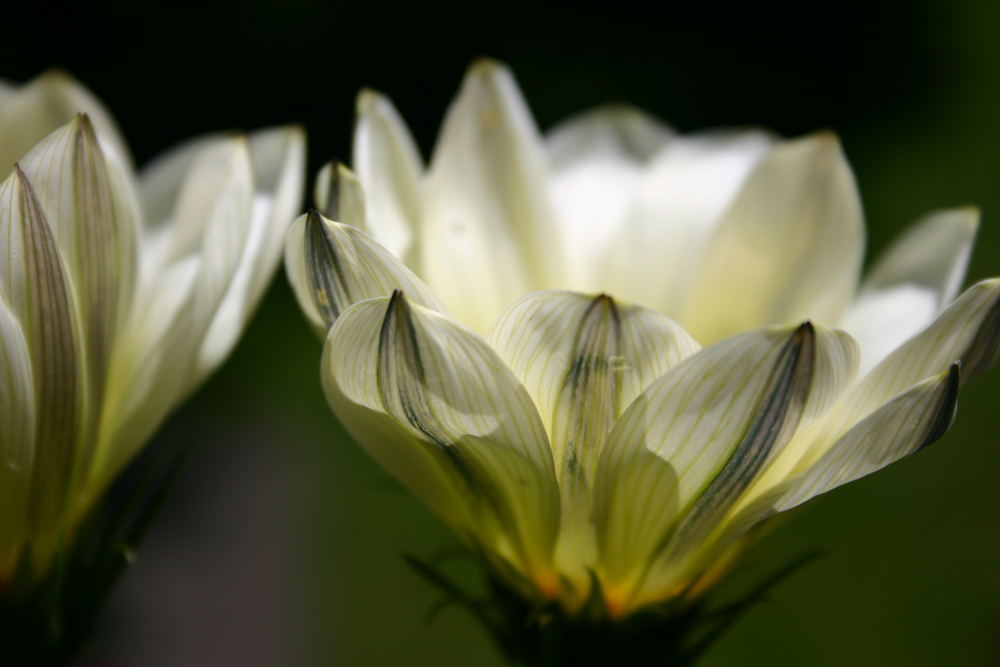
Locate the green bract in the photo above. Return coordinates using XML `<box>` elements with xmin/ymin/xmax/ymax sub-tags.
<box><xmin>0</xmin><ymin>71</ymin><xmax>305</xmax><ymax>586</ymax></box>
<box><xmin>286</xmin><ymin>59</ymin><xmax>999</xmax><ymax>616</ymax></box>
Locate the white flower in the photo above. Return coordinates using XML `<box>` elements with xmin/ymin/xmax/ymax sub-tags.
<box><xmin>0</xmin><ymin>71</ymin><xmax>305</xmax><ymax>583</ymax></box>
<box><xmin>286</xmin><ymin>59</ymin><xmax>998</xmax><ymax>615</ymax></box>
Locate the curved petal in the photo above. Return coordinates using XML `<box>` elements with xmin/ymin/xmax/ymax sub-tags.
<box><xmin>322</xmin><ymin>293</ymin><xmax>559</xmax><ymax>588</ymax></box>
<box><xmin>139</xmin><ymin>132</ymin><xmax>231</xmax><ymax>229</ymax></box>
<box><xmin>602</xmin><ymin>129</ymin><xmax>773</xmax><ymax>315</ymax></box>
<box><xmin>352</xmin><ymin>89</ymin><xmax>423</xmax><ymax>264</ymax></box>
<box><xmin>423</xmin><ymin>59</ymin><xmax>559</xmax><ymax>334</ymax></box>
<box><xmin>546</xmin><ymin>106</ymin><xmax>673</xmax><ymax>292</ymax></box>
<box><xmin>842</xmin><ymin>207</ymin><xmax>979</xmax><ymax>374</ymax></box>
<box><xmin>314</xmin><ymin>161</ymin><xmax>366</xmax><ymax>229</ymax></box>
<box><xmin>488</xmin><ymin>290</ymin><xmax>698</xmax><ymax>588</ymax></box>
<box><xmin>762</xmin><ymin>278</ymin><xmax>1000</xmax><ymax>488</ymax></box>
<box><xmin>776</xmin><ymin>364</ymin><xmax>959</xmax><ymax>512</ymax></box>
<box><xmin>284</xmin><ymin>212</ymin><xmax>446</xmax><ymax>337</ymax></box>
<box><xmin>198</xmin><ymin>125</ymin><xmax>306</xmax><ymax>372</ymax></box>
<box><xmin>95</xmin><ymin>141</ymin><xmax>256</xmax><ymax>490</ymax></box>
<box><xmin>17</xmin><ymin>115</ymin><xmax>140</xmax><ymax>414</ymax></box>
<box><xmin>488</xmin><ymin>290</ymin><xmax>699</xmax><ymax>478</ymax></box>
<box><xmin>0</xmin><ymin>70</ymin><xmax>130</xmax><ymax>174</ymax></box>
<box><xmin>0</xmin><ymin>297</ymin><xmax>35</xmax><ymax>553</ymax></box>
<box><xmin>594</xmin><ymin>323</ymin><xmax>855</xmax><ymax>604</ymax></box>
<box><xmin>0</xmin><ymin>168</ymin><xmax>83</xmax><ymax>539</ymax></box>
<box><xmin>681</xmin><ymin>132</ymin><xmax>864</xmax><ymax>343</ymax></box>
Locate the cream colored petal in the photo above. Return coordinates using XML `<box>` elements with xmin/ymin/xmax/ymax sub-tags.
<box><xmin>94</xmin><ymin>143</ymin><xmax>256</xmax><ymax>490</ymax></box>
<box><xmin>488</xmin><ymin>290</ymin><xmax>699</xmax><ymax>479</ymax></box>
<box><xmin>139</xmin><ymin>133</ymin><xmax>231</xmax><ymax>229</ymax></box>
<box><xmin>0</xmin><ymin>296</ymin><xmax>35</xmax><ymax>550</ymax></box>
<box><xmin>197</xmin><ymin>126</ymin><xmax>306</xmax><ymax>373</ymax></box>
<box><xmin>546</xmin><ymin>106</ymin><xmax>673</xmax><ymax>292</ymax></box>
<box><xmin>488</xmin><ymin>290</ymin><xmax>698</xmax><ymax>589</ymax></box>
<box><xmin>842</xmin><ymin>208</ymin><xmax>979</xmax><ymax>374</ymax></box>
<box><xmin>322</xmin><ymin>293</ymin><xmax>559</xmax><ymax>587</ymax></box>
<box><xmin>840</xmin><ymin>285</ymin><xmax>937</xmax><ymax>377</ymax></box>
<box><xmin>594</xmin><ymin>323</ymin><xmax>854</xmax><ymax>601</ymax></box>
<box><xmin>776</xmin><ymin>365</ymin><xmax>959</xmax><ymax>512</ymax></box>
<box><xmin>17</xmin><ymin>116</ymin><xmax>140</xmax><ymax>416</ymax></box>
<box><xmin>602</xmin><ymin>130</ymin><xmax>773</xmax><ymax>315</ymax></box>
<box><xmin>0</xmin><ymin>70</ymin><xmax>130</xmax><ymax>174</ymax></box>
<box><xmin>314</xmin><ymin>161</ymin><xmax>366</xmax><ymax>229</ymax></box>
<box><xmin>285</xmin><ymin>212</ymin><xmax>446</xmax><ymax>337</ymax></box>
<box><xmin>0</xmin><ymin>168</ymin><xmax>83</xmax><ymax>537</ymax></box>
<box><xmin>352</xmin><ymin>89</ymin><xmax>423</xmax><ymax>264</ymax></box>
<box><xmin>681</xmin><ymin>133</ymin><xmax>864</xmax><ymax>343</ymax></box>
<box><xmin>423</xmin><ymin>60</ymin><xmax>560</xmax><ymax>334</ymax></box>
<box><xmin>762</xmin><ymin>278</ymin><xmax>1000</xmax><ymax>489</ymax></box>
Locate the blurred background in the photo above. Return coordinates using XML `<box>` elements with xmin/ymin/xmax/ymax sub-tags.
<box><xmin>8</xmin><ymin>0</ymin><xmax>1000</xmax><ymax>664</ymax></box>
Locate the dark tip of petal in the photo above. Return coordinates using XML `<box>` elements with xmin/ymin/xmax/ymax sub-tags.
<box><xmin>918</xmin><ymin>363</ymin><xmax>961</xmax><ymax>451</ymax></box>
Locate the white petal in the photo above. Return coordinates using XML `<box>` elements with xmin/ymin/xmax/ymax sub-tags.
<box><xmin>681</xmin><ymin>133</ymin><xmax>864</xmax><ymax>343</ymax></box>
<box><xmin>775</xmin><ymin>365</ymin><xmax>959</xmax><ymax>512</ymax></box>
<box><xmin>0</xmin><ymin>168</ymin><xmax>84</xmax><ymax>536</ymax></box>
<box><xmin>17</xmin><ymin>115</ymin><xmax>140</xmax><ymax>412</ymax></box>
<box><xmin>488</xmin><ymin>290</ymin><xmax>698</xmax><ymax>588</ymax></box>
<box><xmin>842</xmin><ymin>207</ymin><xmax>979</xmax><ymax>374</ymax></box>
<box><xmin>95</xmin><ymin>142</ymin><xmax>257</xmax><ymax>488</ymax></box>
<box><xmin>546</xmin><ymin>106</ymin><xmax>673</xmax><ymax>292</ymax></box>
<box><xmin>488</xmin><ymin>290</ymin><xmax>698</xmax><ymax>478</ymax></box>
<box><xmin>839</xmin><ymin>285</ymin><xmax>937</xmax><ymax>376</ymax></box>
<box><xmin>284</xmin><ymin>212</ymin><xmax>446</xmax><ymax>337</ymax></box>
<box><xmin>197</xmin><ymin>126</ymin><xmax>306</xmax><ymax>372</ymax></box>
<box><xmin>322</xmin><ymin>293</ymin><xmax>559</xmax><ymax>587</ymax></box>
<box><xmin>139</xmin><ymin>132</ymin><xmax>230</xmax><ymax>229</ymax></box>
<box><xmin>761</xmin><ymin>278</ymin><xmax>1000</xmax><ymax>489</ymax></box>
<box><xmin>0</xmin><ymin>70</ymin><xmax>130</xmax><ymax>174</ymax></box>
<box><xmin>352</xmin><ymin>90</ymin><xmax>423</xmax><ymax>264</ymax></box>
<box><xmin>602</xmin><ymin>129</ymin><xmax>773</xmax><ymax>315</ymax></box>
<box><xmin>314</xmin><ymin>161</ymin><xmax>367</xmax><ymax>229</ymax></box>
<box><xmin>423</xmin><ymin>60</ymin><xmax>560</xmax><ymax>334</ymax></box>
<box><xmin>0</xmin><ymin>296</ymin><xmax>35</xmax><ymax>552</ymax></box>
<box><xmin>594</xmin><ymin>323</ymin><xmax>854</xmax><ymax>602</ymax></box>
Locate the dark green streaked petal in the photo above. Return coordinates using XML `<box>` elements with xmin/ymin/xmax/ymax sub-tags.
<box><xmin>488</xmin><ymin>291</ymin><xmax>699</xmax><ymax>592</ymax></box>
<box><xmin>284</xmin><ymin>211</ymin><xmax>445</xmax><ymax>337</ymax></box>
<box><xmin>0</xmin><ymin>167</ymin><xmax>83</xmax><ymax>545</ymax></box>
<box><xmin>321</xmin><ymin>293</ymin><xmax>559</xmax><ymax>588</ymax></box>
<box><xmin>314</xmin><ymin>161</ymin><xmax>366</xmax><ymax>228</ymax></box>
<box><xmin>594</xmin><ymin>323</ymin><xmax>855</xmax><ymax>605</ymax></box>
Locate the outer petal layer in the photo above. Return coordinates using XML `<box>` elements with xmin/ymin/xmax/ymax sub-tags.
<box><xmin>322</xmin><ymin>294</ymin><xmax>559</xmax><ymax>587</ymax></box>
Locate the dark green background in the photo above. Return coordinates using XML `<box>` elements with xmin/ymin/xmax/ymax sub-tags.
<box><xmin>9</xmin><ymin>1</ymin><xmax>1000</xmax><ymax>664</ymax></box>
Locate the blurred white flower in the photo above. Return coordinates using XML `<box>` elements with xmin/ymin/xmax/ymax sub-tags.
<box><xmin>286</xmin><ymin>59</ymin><xmax>997</xmax><ymax>615</ymax></box>
<box><xmin>0</xmin><ymin>71</ymin><xmax>305</xmax><ymax>583</ymax></box>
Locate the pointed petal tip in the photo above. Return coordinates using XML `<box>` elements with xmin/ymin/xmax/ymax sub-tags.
<box><xmin>356</xmin><ymin>87</ymin><xmax>390</xmax><ymax>114</ymax></box>
<box><xmin>467</xmin><ymin>57</ymin><xmax>508</xmax><ymax>79</ymax></box>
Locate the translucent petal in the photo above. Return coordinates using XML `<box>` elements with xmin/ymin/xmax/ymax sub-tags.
<box><xmin>322</xmin><ymin>294</ymin><xmax>559</xmax><ymax>587</ymax></box>
<box><xmin>423</xmin><ymin>60</ymin><xmax>560</xmax><ymax>333</ymax></box>
<box><xmin>776</xmin><ymin>365</ymin><xmax>959</xmax><ymax>511</ymax></box>
<box><xmin>17</xmin><ymin>116</ymin><xmax>140</xmax><ymax>416</ymax></box>
<box><xmin>0</xmin><ymin>168</ymin><xmax>83</xmax><ymax>537</ymax></box>
<box><xmin>0</xmin><ymin>296</ymin><xmax>35</xmax><ymax>552</ymax></box>
<box><xmin>602</xmin><ymin>129</ymin><xmax>773</xmax><ymax>315</ymax></box>
<box><xmin>198</xmin><ymin>126</ymin><xmax>306</xmax><ymax>373</ymax></box>
<box><xmin>352</xmin><ymin>90</ymin><xmax>423</xmax><ymax>264</ymax></box>
<box><xmin>285</xmin><ymin>212</ymin><xmax>446</xmax><ymax>337</ymax></box>
<box><xmin>594</xmin><ymin>323</ymin><xmax>854</xmax><ymax>602</ymax></box>
<box><xmin>0</xmin><ymin>70</ymin><xmax>130</xmax><ymax>174</ymax></box>
<box><xmin>546</xmin><ymin>106</ymin><xmax>673</xmax><ymax>292</ymax></box>
<box><xmin>314</xmin><ymin>161</ymin><xmax>367</xmax><ymax>229</ymax></box>
<box><xmin>842</xmin><ymin>208</ymin><xmax>979</xmax><ymax>374</ymax></box>
<box><xmin>488</xmin><ymin>290</ymin><xmax>699</xmax><ymax>588</ymax></box>
<box><xmin>681</xmin><ymin>133</ymin><xmax>864</xmax><ymax>343</ymax></box>
<box><xmin>139</xmin><ymin>132</ymin><xmax>230</xmax><ymax>229</ymax></box>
